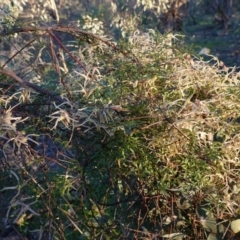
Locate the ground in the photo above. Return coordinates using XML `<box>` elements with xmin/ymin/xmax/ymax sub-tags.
<box><xmin>183</xmin><ymin>5</ymin><xmax>240</xmax><ymax>68</ymax></box>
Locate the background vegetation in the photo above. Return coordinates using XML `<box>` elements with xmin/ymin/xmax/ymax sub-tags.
<box><xmin>1</xmin><ymin>0</ymin><xmax>240</xmax><ymax>239</ymax></box>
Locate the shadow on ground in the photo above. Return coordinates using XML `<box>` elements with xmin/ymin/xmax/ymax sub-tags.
<box><xmin>183</xmin><ymin>9</ymin><xmax>240</xmax><ymax>68</ymax></box>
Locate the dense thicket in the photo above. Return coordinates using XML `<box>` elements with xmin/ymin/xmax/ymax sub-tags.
<box><xmin>1</xmin><ymin>1</ymin><xmax>240</xmax><ymax>240</ymax></box>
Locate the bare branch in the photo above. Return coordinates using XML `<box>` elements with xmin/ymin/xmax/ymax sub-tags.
<box><xmin>0</xmin><ymin>68</ymin><xmax>66</xmax><ymax>103</ymax></box>
<box><xmin>0</xmin><ymin>25</ymin><xmax>141</xmax><ymax>65</ymax></box>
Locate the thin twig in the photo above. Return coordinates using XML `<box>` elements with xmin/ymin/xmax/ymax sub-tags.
<box><xmin>1</xmin><ymin>25</ymin><xmax>141</xmax><ymax>65</ymax></box>
<box><xmin>2</xmin><ymin>38</ymin><xmax>36</xmax><ymax>68</ymax></box>
<box><xmin>0</xmin><ymin>68</ymin><xmax>66</xmax><ymax>103</ymax></box>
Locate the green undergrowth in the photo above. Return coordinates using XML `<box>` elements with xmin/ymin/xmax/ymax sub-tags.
<box><xmin>1</xmin><ymin>28</ymin><xmax>240</xmax><ymax>239</ymax></box>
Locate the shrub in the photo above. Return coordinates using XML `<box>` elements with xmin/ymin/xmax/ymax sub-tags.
<box><xmin>1</xmin><ymin>23</ymin><xmax>240</xmax><ymax>239</ymax></box>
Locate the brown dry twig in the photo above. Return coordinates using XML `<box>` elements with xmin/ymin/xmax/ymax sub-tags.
<box><xmin>0</xmin><ymin>68</ymin><xmax>66</xmax><ymax>103</ymax></box>
<box><xmin>0</xmin><ymin>25</ymin><xmax>141</xmax><ymax>65</ymax></box>
<box><xmin>0</xmin><ymin>25</ymin><xmax>141</xmax><ymax>103</ymax></box>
